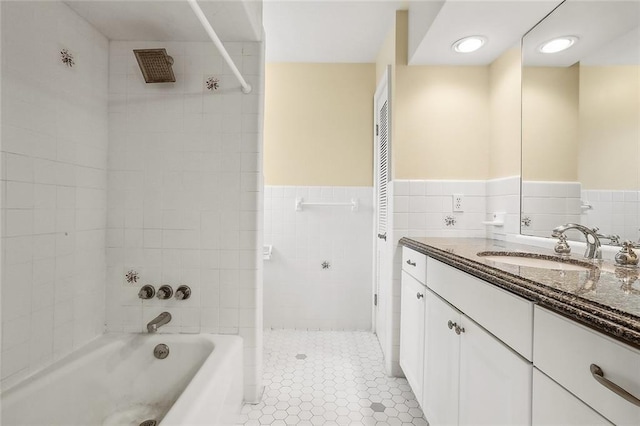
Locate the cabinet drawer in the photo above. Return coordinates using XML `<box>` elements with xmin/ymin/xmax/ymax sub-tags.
<box><xmin>532</xmin><ymin>368</ymin><xmax>612</xmax><ymax>425</ymax></box>
<box><xmin>402</xmin><ymin>247</ymin><xmax>426</xmax><ymax>283</ymax></box>
<box><xmin>427</xmin><ymin>257</ymin><xmax>534</xmax><ymax>360</ymax></box>
<box><xmin>533</xmin><ymin>307</ymin><xmax>640</xmax><ymax>425</ymax></box>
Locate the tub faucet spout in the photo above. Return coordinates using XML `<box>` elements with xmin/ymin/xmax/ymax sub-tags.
<box><xmin>147</xmin><ymin>312</ymin><xmax>171</xmax><ymax>333</ymax></box>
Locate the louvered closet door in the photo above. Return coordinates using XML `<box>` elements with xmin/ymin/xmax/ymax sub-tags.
<box><xmin>378</xmin><ymin>98</ymin><xmax>389</xmax><ymax>238</ymax></box>
<box><xmin>373</xmin><ymin>66</ymin><xmax>391</xmax><ymax>339</ymax></box>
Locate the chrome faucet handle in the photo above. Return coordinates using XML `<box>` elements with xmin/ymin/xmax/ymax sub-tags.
<box><xmin>554</xmin><ymin>234</ymin><xmax>571</xmax><ymax>257</ymax></box>
<box><xmin>157</xmin><ymin>285</ymin><xmax>173</xmax><ymax>299</ymax></box>
<box><xmin>615</xmin><ymin>241</ymin><xmax>639</xmax><ymax>268</ymax></box>
<box><xmin>175</xmin><ymin>285</ymin><xmax>191</xmax><ymax>300</ymax></box>
<box><xmin>138</xmin><ymin>285</ymin><xmax>155</xmax><ymax>299</ymax></box>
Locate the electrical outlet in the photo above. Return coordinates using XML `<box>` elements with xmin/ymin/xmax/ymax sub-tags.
<box><xmin>453</xmin><ymin>194</ymin><xmax>464</xmax><ymax>212</ymax></box>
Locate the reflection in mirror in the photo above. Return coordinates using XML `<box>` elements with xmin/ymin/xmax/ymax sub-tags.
<box><xmin>521</xmin><ymin>0</ymin><xmax>640</xmax><ymax>246</ymax></box>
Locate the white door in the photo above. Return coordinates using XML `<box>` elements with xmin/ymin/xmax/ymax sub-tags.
<box><xmin>423</xmin><ymin>290</ymin><xmax>461</xmax><ymax>426</ymax></box>
<box><xmin>458</xmin><ymin>315</ymin><xmax>532</xmax><ymax>426</ymax></box>
<box><xmin>373</xmin><ymin>66</ymin><xmax>391</xmax><ymax>339</ymax></box>
<box><xmin>399</xmin><ymin>271</ymin><xmax>426</xmax><ymax>402</ymax></box>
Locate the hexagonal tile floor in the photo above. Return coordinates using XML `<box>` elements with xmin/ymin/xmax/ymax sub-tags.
<box><xmin>237</xmin><ymin>329</ymin><xmax>427</xmax><ymax>425</ymax></box>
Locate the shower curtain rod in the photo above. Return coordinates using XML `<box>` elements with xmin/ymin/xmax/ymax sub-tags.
<box><xmin>187</xmin><ymin>0</ymin><xmax>252</xmax><ymax>94</ymax></box>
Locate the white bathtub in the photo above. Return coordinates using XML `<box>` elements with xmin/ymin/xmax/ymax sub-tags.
<box><xmin>1</xmin><ymin>333</ymin><xmax>243</xmax><ymax>426</ymax></box>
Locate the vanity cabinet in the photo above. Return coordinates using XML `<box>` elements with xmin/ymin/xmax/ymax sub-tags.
<box><xmin>400</xmin><ymin>249</ymin><xmax>533</xmax><ymax>426</ymax></box>
<box><xmin>399</xmin><ymin>247</ymin><xmax>428</xmax><ymax>403</ymax></box>
<box><xmin>399</xmin><ymin>241</ymin><xmax>640</xmax><ymax>426</ymax></box>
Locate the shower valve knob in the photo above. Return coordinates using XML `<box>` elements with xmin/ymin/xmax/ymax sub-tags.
<box><xmin>175</xmin><ymin>285</ymin><xmax>191</xmax><ymax>300</ymax></box>
<box><xmin>157</xmin><ymin>285</ymin><xmax>173</xmax><ymax>300</ymax></box>
<box><xmin>138</xmin><ymin>285</ymin><xmax>155</xmax><ymax>300</ymax></box>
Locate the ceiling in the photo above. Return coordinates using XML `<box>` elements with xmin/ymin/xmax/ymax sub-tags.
<box><xmin>64</xmin><ymin>1</ymin><xmax>638</xmax><ymax>66</ymax></box>
<box><xmin>263</xmin><ymin>0</ymin><xmax>563</xmax><ymax>64</ymax></box>
<box><xmin>65</xmin><ymin>0</ymin><xmax>262</xmax><ymax>42</ymax></box>
<box><xmin>263</xmin><ymin>1</ymin><xmax>408</xmax><ymax>63</ymax></box>
<box><xmin>522</xmin><ymin>0</ymin><xmax>640</xmax><ymax>67</ymax></box>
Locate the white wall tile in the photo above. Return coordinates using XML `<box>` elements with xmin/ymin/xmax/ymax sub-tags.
<box><xmin>1</xmin><ymin>0</ymin><xmax>108</xmax><ymax>386</ymax></box>
<box><xmin>105</xmin><ymin>40</ymin><xmax>263</xmax><ymax>400</ymax></box>
<box><xmin>263</xmin><ymin>186</ymin><xmax>373</xmax><ymax>331</ymax></box>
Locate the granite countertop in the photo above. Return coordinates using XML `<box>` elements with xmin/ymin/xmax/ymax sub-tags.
<box><xmin>399</xmin><ymin>237</ymin><xmax>640</xmax><ymax>349</ymax></box>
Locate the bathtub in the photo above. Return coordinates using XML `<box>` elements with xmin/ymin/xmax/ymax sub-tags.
<box><xmin>1</xmin><ymin>333</ymin><xmax>243</xmax><ymax>426</ymax></box>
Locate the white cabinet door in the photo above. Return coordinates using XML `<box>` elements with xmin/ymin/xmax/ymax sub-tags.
<box><xmin>532</xmin><ymin>368</ymin><xmax>612</xmax><ymax>425</ymax></box>
<box><xmin>400</xmin><ymin>271</ymin><xmax>426</xmax><ymax>402</ymax></box>
<box><xmin>422</xmin><ymin>290</ymin><xmax>460</xmax><ymax>426</ymax></box>
<box><xmin>458</xmin><ymin>315</ymin><xmax>532</xmax><ymax>426</ymax></box>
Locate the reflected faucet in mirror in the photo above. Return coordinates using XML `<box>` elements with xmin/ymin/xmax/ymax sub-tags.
<box><xmin>552</xmin><ymin>223</ymin><xmax>602</xmax><ymax>260</ymax></box>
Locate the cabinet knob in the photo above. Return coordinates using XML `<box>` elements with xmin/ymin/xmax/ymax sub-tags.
<box><xmin>455</xmin><ymin>325</ymin><xmax>465</xmax><ymax>335</ymax></box>
<box><xmin>447</xmin><ymin>320</ymin><xmax>455</xmax><ymax>330</ymax></box>
<box><xmin>406</xmin><ymin>259</ymin><xmax>416</xmax><ymax>267</ymax></box>
<box><xmin>416</xmin><ymin>292</ymin><xmax>424</xmax><ymax>299</ymax></box>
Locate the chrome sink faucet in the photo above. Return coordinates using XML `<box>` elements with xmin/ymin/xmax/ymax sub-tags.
<box><xmin>552</xmin><ymin>223</ymin><xmax>602</xmax><ymax>260</ymax></box>
<box><xmin>147</xmin><ymin>312</ymin><xmax>171</xmax><ymax>333</ymax></box>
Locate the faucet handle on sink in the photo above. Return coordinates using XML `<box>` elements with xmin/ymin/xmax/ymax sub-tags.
<box><xmin>554</xmin><ymin>234</ymin><xmax>572</xmax><ymax>257</ymax></box>
<box><xmin>615</xmin><ymin>241</ymin><xmax>639</xmax><ymax>267</ymax></box>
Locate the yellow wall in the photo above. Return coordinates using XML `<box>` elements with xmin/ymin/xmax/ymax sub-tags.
<box><xmin>579</xmin><ymin>65</ymin><xmax>640</xmax><ymax>190</ymax></box>
<box><xmin>522</xmin><ymin>65</ymin><xmax>580</xmax><ymax>181</ymax></box>
<box><xmin>395</xmin><ymin>65</ymin><xmax>491</xmax><ymax>179</ymax></box>
<box><xmin>489</xmin><ymin>48</ymin><xmax>521</xmax><ymax>178</ymax></box>
<box><xmin>393</xmin><ymin>10</ymin><xmax>491</xmax><ymax>180</ymax></box>
<box><xmin>376</xmin><ymin>16</ymin><xmax>396</xmax><ymax>84</ymax></box>
<box><xmin>264</xmin><ymin>63</ymin><xmax>376</xmax><ymax>186</ymax></box>
<box><xmin>265</xmin><ymin>12</ymin><xmax>524</xmax><ymax>185</ymax></box>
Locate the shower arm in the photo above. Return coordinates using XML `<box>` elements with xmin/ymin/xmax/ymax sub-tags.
<box><xmin>187</xmin><ymin>0</ymin><xmax>252</xmax><ymax>94</ymax></box>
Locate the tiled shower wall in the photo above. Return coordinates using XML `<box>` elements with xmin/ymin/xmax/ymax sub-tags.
<box><xmin>1</xmin><ymin>1</ymin><xmax>108</xmax><ymax>388</ymax></box>
<box><xmin>106</xmin><ymin>41</ymin><xmax>263</xmax><ymax>400</ymax></box>
<box><xmin>263</xmin><ymin>186</ymin><xmax>373</xmax><ymax>330</ymax></box>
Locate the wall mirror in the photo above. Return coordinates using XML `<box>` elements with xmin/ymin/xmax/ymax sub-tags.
<box><xmin>521</xmin><ymin>0</ymin><xmax>640</xmax><ymax>245</ymax></box>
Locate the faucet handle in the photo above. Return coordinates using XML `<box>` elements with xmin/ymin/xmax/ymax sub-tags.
<box><xmin>615</xmin><ymin>241</ymin><xmax>639</xmax><ymax>267</ymax></box>
<box><xmin>175</xmin><ymin>285</ymin><xmax>191</xmax><ymax>300</ymax></box>
<box><xmin>138</xmin><ymin>285</ymin><xmax>155</xmax><ymax>299</ymax></box>
<box><xmin>157</xmin><ymin>285</ymin><xmax>173</xmax><ymax>299</ymax></box>
<box><xmin>554</xmin><ymin>234</ymin><xmax>571</xmax><ymax>257</ymax></box>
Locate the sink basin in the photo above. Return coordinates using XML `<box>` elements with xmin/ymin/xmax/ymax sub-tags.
<box><xmin>477</xmin><ymin>251</ymin><xmax>594</xmax><ymax>272</ymax></box>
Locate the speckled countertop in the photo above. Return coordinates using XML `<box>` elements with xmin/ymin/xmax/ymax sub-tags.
<box><xmin>399</xmin><ymin>237</ymin><xmax>640</xmax><ymax>349</ymax></box>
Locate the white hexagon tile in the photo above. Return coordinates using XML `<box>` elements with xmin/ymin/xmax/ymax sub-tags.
<box><xmin>237</xmin><ymin>330</ymin><xmax>427</xmax><ymax>426</ymax></box>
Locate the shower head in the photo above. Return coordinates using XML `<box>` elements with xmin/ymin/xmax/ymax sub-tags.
<box><xmin>133</xmin><ymin>48</ymin><xmax>176</xmax><ymax>83</ymax></box>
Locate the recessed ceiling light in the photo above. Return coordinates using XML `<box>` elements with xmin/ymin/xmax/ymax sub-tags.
<box><xmin>539</xmin><ymin>36</ymin><xmax>578</xmax><ymax>53</ymax></box>
<box><xmin>452</xmin><ymin>36</ymin><xmax>486</xmax><ymax>53</ymax></box>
